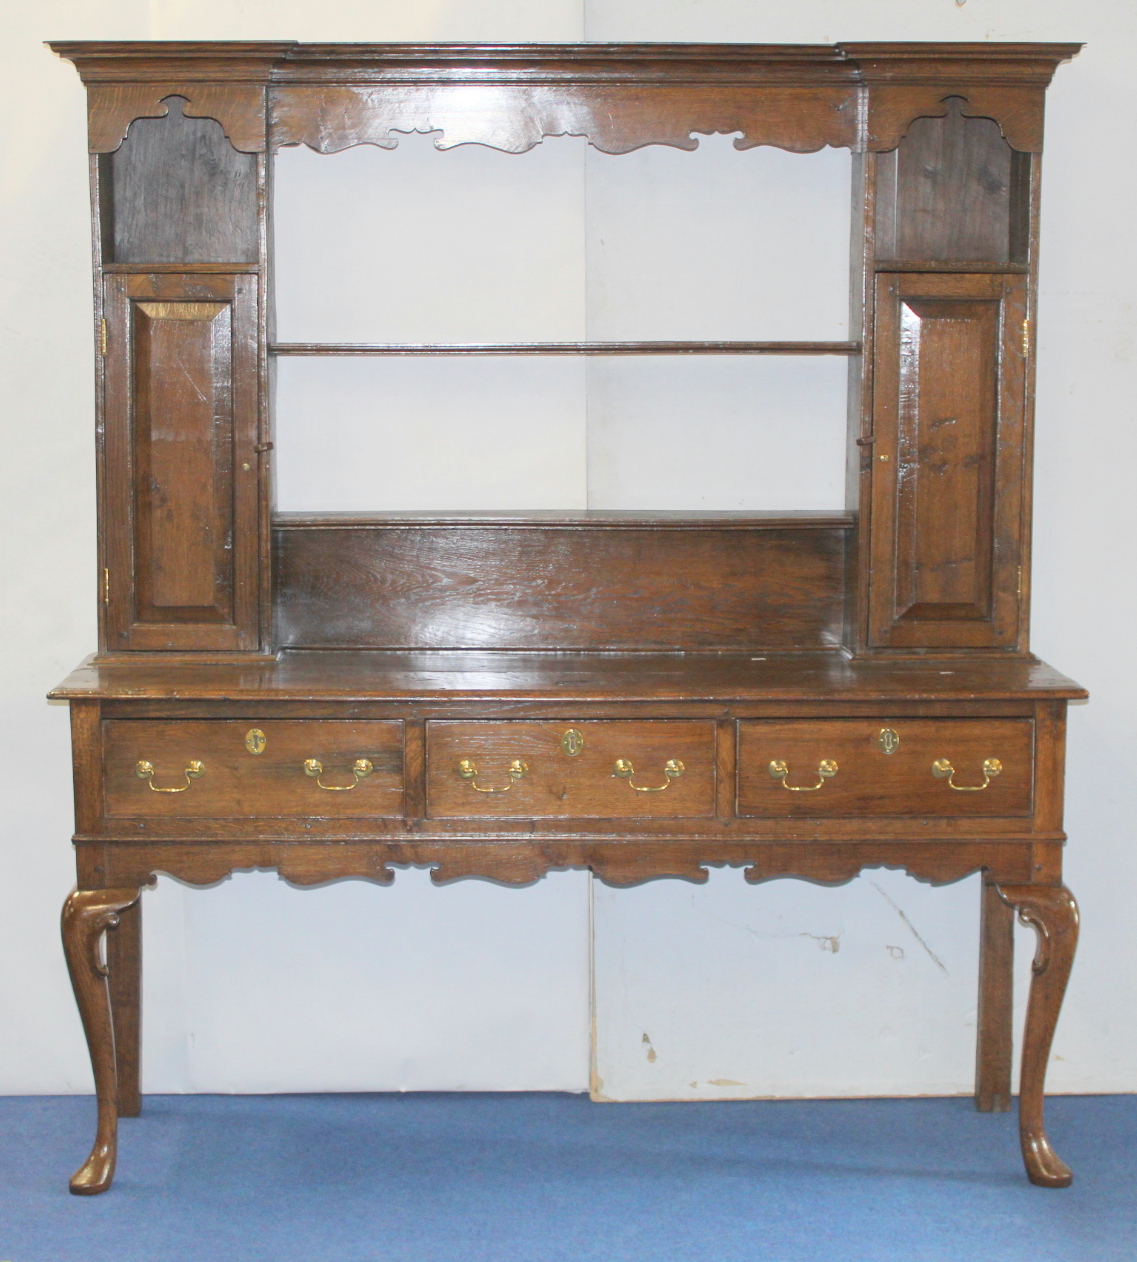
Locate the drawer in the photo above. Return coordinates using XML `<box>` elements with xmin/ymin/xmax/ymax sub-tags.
<box><xmin>103</xmin><ymin>721</ymin><xmax>404</xmax><ymax>818</ymax></box>
<box><xmin>736</xmin><ymin>719</ymin><xmax>1034</xmax><ymax>817</ymax></box>
<box><xmin>426</xmin><ymin>721</ymin><xmax>716</xmax><ymax>818</ymax></box>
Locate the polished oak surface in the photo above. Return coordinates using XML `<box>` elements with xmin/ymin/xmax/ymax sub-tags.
<box><xmin>273</xmin><ymin>519</ymin><xmax>851</xmax><ymax>653</ymax></box>
<box><xmin>51</xmin><ymin>649</ymin><xmax>1086</xmax><ymax>703</ymax></box>
<box><xmin>103</xmin><ymin>719</ymin><xmax>404</xmax><ymax>817</ymax></box>
<box><xmin>425</xmin><ymin>720</ymin><xmax>716</xmax><ymax>819</ymax></box>
<box><xmin>736</xmin><ymin>718</ymin><xmax>1034</xmax><ymax>817</ymax></box>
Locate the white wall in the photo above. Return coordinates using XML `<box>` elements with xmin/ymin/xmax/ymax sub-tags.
<box><xmin>1</xmin><ymin>0</ymin><xmax>1134</xmax><ymax>1102</ymax></box>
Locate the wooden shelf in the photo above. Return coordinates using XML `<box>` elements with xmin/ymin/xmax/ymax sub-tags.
<box><xmin>274</xmin><ymin>509</ymin><xmax>856</xmax><ymax>529</ymax></box>
<box><xmin>270</xmin><ymin>340</ymin><xmax>861</xmax><ymax>357</ymax></box>
<box><xmin>101</xmin><ymin>261</ymin><xmax>260</xmax><ymax>273</ymax></box>
<box><xmin>872</xmin><ymin>260</ymin><xmax>1030</xmax><ymax>273</ymax></box>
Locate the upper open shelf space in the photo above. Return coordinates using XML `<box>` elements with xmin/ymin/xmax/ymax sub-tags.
<box><xmin>272</xmin><ymin>133</ymin><xmax>853</xmax><ymax>346</ymax></box>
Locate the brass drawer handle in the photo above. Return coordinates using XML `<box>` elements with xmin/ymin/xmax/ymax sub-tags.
<box><xmin>768</xmin><ymin>758</ymin><xmax>838</xmax><ymax>791</ymax></box>
<box><xmin>135</xmin><ymin>759</ymin><xmax>204</xmax><ymax>793</ymax></box>
<box><xmin>932</xmin><ymin>757</ymin><xmax>1002</xmax><ymax>791</ymax></box>
<box><xmin>613</xmin><ymin>758</ymin><xmax>684</xmax><ymax>792</ymax></box>
<box><xmin>457</xmin><ymin>758</ymin><xmax>528</xmax><ymax>793</ymax></box>
<box><xmin>303</xmin><ymin>758</ymin><xmax>373</xmax><ymax>791</ymax></box>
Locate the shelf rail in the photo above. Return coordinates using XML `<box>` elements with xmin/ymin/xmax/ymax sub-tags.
<box><xmin>270</xmin><ymin>340</ymin><xmax>862</xmax><ymax>356</ymax></box>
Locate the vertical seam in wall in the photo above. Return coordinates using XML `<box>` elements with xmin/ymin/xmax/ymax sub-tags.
<box><xmin>582</xmin><ymin>0</ymin><xmax>592</xmax><ymax>508</ymax></box>
<box><xmin>588</xmin><ymin>871</ymin><xmax>598</xmax><ymax>1095</ymax></box>
<box><xmin>177</xmin><ymin>880</ymin><xmax>195</xmax><ymax>1092</ymax></box>
<box><xmin>583</xmin><ymin>126</ymin><xmax>593</xmax><ymax>508</ymax></box>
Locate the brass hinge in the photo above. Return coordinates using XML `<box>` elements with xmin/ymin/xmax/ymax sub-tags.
<box><xmin>1016</xmin><ymin>566</ymin><xmax>1023</xmax><ymax>598</ymax></box>
<box><xmin>99</xmin><ymin>319</ymin><xmax>107</xmax><ymax>356</ymax></box>
<box><xmin>102</xmin><ymin>567</ymin><xmax>110</xmax><ymax>604</ymax></box>
<box><xmin>1021</xmin><ymin>319</ymin><xmax>1030</xmax><ymax>357</ymax></box>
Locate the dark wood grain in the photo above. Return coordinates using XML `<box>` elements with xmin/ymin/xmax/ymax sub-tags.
<box><xmin>737</xmin><ymin>718</ymin><xmax>1034</xmax><ymax>817</ymax></box>
<box><xmin>867</xmin><ymin>272</ymin><xmax>1027</xmax><ymax>651</ymax></box>
<box><xmin>273</xmin><ymin>520</ymin><xmax>850</xmax><ymax>652</ymax></box>
<box><xmin>995</xmin><ymin>884</ymin><xmax>1079</xmax><ymax>1186</ymax></box>
<box><xmin>875</xmin><ymin>98</ymin><xmax>1028</xmax><ymax>264</ymax></box>
<box><xmin>101</xmin><ymin>273</ymin><xmax>261</xmax><ymax>653</ymax></box>
<box><xmin>103</xmin><ymin>720</ymin><xmax>404</xmax><ymax>818</ymax></box>
<box><xmin>79</xmin><ymin>82</ymin><xmax>270</xmax><ymax>153</ymax></box>
<box><xmin>975</xmin><ymin>876</ymin><xmax>1015</xmax><ymax>1112</ymax></box>
<box><xmin>51</xmin><ymin>42</ymin><xmax>1080</xmax><ymax>159</ymax></box>
<box><xmin>110</xmin><ymin>96</ymin><xmax>257</xmax><ymax>264</ymax></box>
<box><xmin>269</xmin><ymin>81</ymin><xmax>857</xmax><ymax>156</ymax></box>
<box><xmin>106</xmin><ymin>899</ymin><xmax>141</xmax><ymax>1117</ymax></box>
<box><xmin>78</xmin><ymin>836</ymin><xmax>1047</xmax><ymax>893</ymax></box>
<box><xmin>50</xmin><ymin>650</ymin><xmax>1088</xmax><ymax>705</ymax></box>
<box><xmin>61</xmin><ymin>887</ymin><xmax>143</xmax><ymax>1195</ymax></box>
<box><xmin>426</xmin><ymin>720</ymin><xmax>716</xmax><ymax>819</ymax></box>
<box><xmin>842</xmin><ymin>43</ymin><xmax>1080</xmax><ymax>152</ymax></box>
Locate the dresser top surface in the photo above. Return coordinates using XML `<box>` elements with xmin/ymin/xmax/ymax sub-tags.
<box><xmin>50</xmin><ymin>651</ymin><xmax>1087</xmax><ymax>704</ymax></box>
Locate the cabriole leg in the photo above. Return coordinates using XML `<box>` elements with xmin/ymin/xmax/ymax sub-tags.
<box><xmin>61</xmin><ymin>887</ymin><xmax>143</xmax><ymax>1195</ymax></box>
<box><xmin>995</xmin><ymin>883</ymin><xmax>1079</xmax><ymax>1188</ymax></box>
<box><xmin>975</xmin><ymin>875</ymin><xmax>1015</xmax><ymax>1112</ymax></box>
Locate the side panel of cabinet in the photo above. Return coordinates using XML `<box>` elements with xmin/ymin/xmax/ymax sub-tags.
<box><xmin>102</xmin><ymin>273</ymin><xmax>260</xmax><ymax>651</ymax></box>
<box><xmin>867</xmin><ymin>271</ymin><xmax>1027</xmax><ymax>651</ymax></box>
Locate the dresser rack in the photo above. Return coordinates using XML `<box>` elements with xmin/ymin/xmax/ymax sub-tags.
<box><xmin>49</xmin><ymin>40</ymin><xmax>1084</xmax><ymax>1193</ymax></box>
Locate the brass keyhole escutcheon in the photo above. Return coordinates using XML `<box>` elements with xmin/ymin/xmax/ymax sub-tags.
<box><xmin>877</xmin><ymin>728</ymin><xmax>900</xmax><ymax>755</ymax></box>
<box><xmin>245</xmin><ymin>728</ymin><xmax>267</xmax><ymax>755</ymax></box>
<box><xmin>561</xmin><ymin>728</ymin><xmax>584</xmax><ymax>757</ymax></box>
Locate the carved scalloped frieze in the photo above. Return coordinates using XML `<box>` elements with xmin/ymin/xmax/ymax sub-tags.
<box><xmin>92</xmin><ymin>838</ymin><xmax>1036</xmax><ymax>892</ymax></box>
<box><xmin>269</xmin><ymin>83</ymin><xmax>857</xmax><ymax>155</ymax></box>
<box><xmin>87</xmin><ymin>83</ymin><xmax>266</xmax><ymax>153</ymax></box>
<box><xmin>866</xmin><ymin>84</ymin><xmax>1046</xmax><ymax>152</ymax></box>
<box><xmin>743</xmin><ymin>843</ymin><xmax>1030</xmax><ymax>888</ymax></box>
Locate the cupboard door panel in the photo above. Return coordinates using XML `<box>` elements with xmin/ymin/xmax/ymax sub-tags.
<box><xmin>868</xmin><ymin>272</ymin><xmax>1027</xmax><ymax>650</ymax></box>
<box><xmin>103</xmin><ymin>273</ymin><xmax>260</xmax><ymax>652</ymax></box>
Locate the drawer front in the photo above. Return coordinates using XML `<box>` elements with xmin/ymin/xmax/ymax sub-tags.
<box><xmin>426</xmin><ymin>721</ymin><xmax>716</xmax><ymax>818</ymax></box>
<box><xmin>104</xmin><ymin>720</ymin><xmax>404</xmax><ymax>818</ymax></box>
<box><xmin>737</xmin><ymin>719</ymin><xmax>1033</xmax><ymax>817</ymax></box>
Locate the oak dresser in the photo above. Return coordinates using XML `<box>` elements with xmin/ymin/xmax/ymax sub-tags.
<box><xmin>48</xmin><ymin>39</ymin><xmax>1084</xmax><ymax>1193</ymax></box>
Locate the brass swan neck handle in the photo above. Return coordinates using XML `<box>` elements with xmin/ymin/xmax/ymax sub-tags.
<box><xmin>304</xmin><ymin>758</ymin><xmax>373</xmax><ymax>790</ymax></box>
<box><xmin>932</xmin><ymin>757</ymin><xmax>1002</xmax><ymax>791</ymax></box>
<box><xmin>613</xmin><ymin>758</ymin><xmax>684</xmax><ymax>792</ymax></box>
<box><xmin>135</xmin><ymin>760</ymin><xmax>204</xmax><ymax>792</ymax></box>
<box><xmin>768</xmin><ymin>759</ymin><xmax>838</xmax><ymax>791</ymax></box>
<box><xmin>457</xmin><ymin>758</ymin><xmax>528</xmax><ymax>793</ymax></box>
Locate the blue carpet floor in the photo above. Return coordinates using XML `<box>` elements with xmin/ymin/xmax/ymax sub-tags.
<box><xmin>2</xmin><ymin>1093</ymin><xmax>1133</xmax><ymax>1261</ymax></box>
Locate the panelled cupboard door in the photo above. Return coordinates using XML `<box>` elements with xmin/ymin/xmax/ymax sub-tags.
<box><xmin>867</xmin><ymin>272</ymin><xmax>1028</xmax><ymax>651</ymax></box>
<box><xmin>102</xmin><ymin>273</ymin><xmax>260</xmax><ymax>651</ymax></box>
